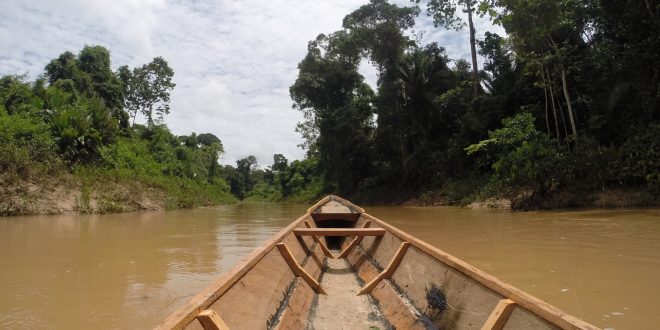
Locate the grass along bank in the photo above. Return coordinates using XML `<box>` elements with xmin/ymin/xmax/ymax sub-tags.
<box><xmin>0</xmin><ymin>166</ymin><xmax>236</xmax><ymax>216</ymax></box>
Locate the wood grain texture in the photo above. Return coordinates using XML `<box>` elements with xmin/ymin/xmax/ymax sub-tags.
<box><xmin>482</xmin><ymin>299</ymin><xmax>516</xmax><ymax>330</ymax></box>
<box><xmin>336</xmin><ymin>220</ymin><xmax>371</xmax><ymax>259</ymax></box>
<box><xmin>303</xmin><ymin>220</ymin><xmax>336</xmax><ymax>258</ymax></box>
<box><xmin>360</xmin><ymin>212</ymin><xmax>600</xmax><ymax>330</ymax></box>
<box><xmin>293</xmin><ymin>228</ymin><xmax>385</xmax><ymax>237</ymax></box>
<box><xmin>197</xmin><ymin>310</ymin><xmax>230</xmax><ymax>330</ymax></box>
<box><xmin>155</xmin><ymin>213</ymin><xmax>310</xmax><ymax>330</ymax></box>
<box><xmin>357</xmin><ymin>242</ymin><xmax>409</xmax><ymax>295</ymax></box>
<box><xmin>276</xmin><ymin>243</ymin><xmax>326</xmax><ymax>294</ymax></box>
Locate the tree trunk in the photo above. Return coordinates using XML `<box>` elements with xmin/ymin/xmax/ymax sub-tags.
<box><xmin>545</xmin><ymin>69</ymin><xmax>561</xmax><ymax>144</ymax></box>
<box><xmin>554</xmin><ymin>85</ymin><xmax>571</xmax><ymax>149</ymax></box>
<box><xmin>396</xmin><ymin>101</ymin><xmax>408</xmax><ymax>179</ymax></box>
<box><xmin>560</xmin><ymin>66</ymin><xmax>578</xmax><ymax>143</ymax></box>
<box><xmin>466</xmin><ymin>1</ymin><xmax>479</xmax><ymax>96</ymax></box>
<box><xmin>644</xmin><ymin>0</ymin><xmax>656</xmax><ymax>18</ymax></box>
<box><xmin>540</xmin><ymin>70</ymin><xmax>550</xmax><ymax>135</ymax></box>
<box><xmin>547</xmin><ymin>35</ymin><xmax>578</xmax><ymax>142</ymax></box>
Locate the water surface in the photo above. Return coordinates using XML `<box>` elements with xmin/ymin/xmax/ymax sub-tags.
<box><xmin>1</xmin><ymin>203</ymin><xmax>658</xmax><ymax>329</ymax></box>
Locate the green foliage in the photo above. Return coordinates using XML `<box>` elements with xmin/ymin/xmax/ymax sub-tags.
<box><xmin>619</xmin><ymin>125</ymin><xmax>660</xmax><ymax>187</ymax></box>
<box><xmin>99</xmin><ymin>127</ymin><xmax>225</xmax><ymax>186</ymax></box>
<box><xmin>45</xmin><ymin>46</ymin><xmax>125</xmax><ymax>119</ymax></box>
<box><xmin>77</xmin><ymin>184</ymin><xmax>92</xmax><ymax>213</ymax></box>
<box><xmin>99</xmin><ymin>137</ymin><xmax>161</xmax><ymax>177</ymax></box>
<box><xmin>290</xmin><ymin>0</ymin><xmax>424</xmax><ymax>194</ymax></box>
<box><xmin>0</xmin><ymin>75</ymin><xmax>42</xmax><ymax>116</ymax></box>
<box><xmin>466</xmin><ymin>112</ymin><xmax>539</xmax><ymax>154</ymax></box>
<box><xmin>73</xmin><ymin>165</ymin><xmax>234</xmax><ymax>210</ymax></box>
<box><xmin>119</xmin><ymin>57</ymin><xmax>175</xmax><ymax>126</ymax></box>
<box><xmin>3</xmin><ymin>3</ymin><xmax>660</xmax><ymax>211</ymax></box>
<box><xmin>218</xmin><ymin>153</ymin><xmax>324</xmax><ymax>203</ymax></box>
<box><xmin>0</xmin><ymin>45</ymin><xmax>234</xmax><ymax>213</ymax></box>
<box><xmin>47</xmin><ymin>95</ymin><xmax>119</xmax><ymax>163</ymax></box>
<box><xmin>467</xmin><ymin>112</ymin><xmax>556</xmax><ymax>189</ymax></box>
<box><xmin>285</xmin><ymin>0</ymin><xmax>659</xmax><ymax>206</ymax></box>
<box><xmin>0</xmin><ymin>113</ymin><xmax>60</xmax><ymax>178</ymax></box>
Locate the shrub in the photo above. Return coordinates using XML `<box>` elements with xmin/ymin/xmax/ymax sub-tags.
<box><xmin>0</xmin><ymin>113</ymin><xmax>60</xmax><ymax>178</ymax></box>
<box><xmin>466</xmin><ymin>112</ymin><xmax>557</xmax><ymax>191</ymax></box>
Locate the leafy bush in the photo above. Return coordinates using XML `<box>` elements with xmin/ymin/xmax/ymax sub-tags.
<box><xmin>0</xmin><ymin>113</ymin><xmax>60</xmax><ymax>178</ymax></box>
<box><xmin>467</xmin><ymin>112</ymin><xmax>557</xmax><ymax>190</ymax></box>
<box><xmin>99</xmin><ymin>137</ymin><xmax>162</xmax><ymax>177</ymax></box>
<box><xmin>47</xmin><ymin>95</ymin><xmax>119</xmax><ymax>163</ymax></box>
<box><xmin>619</xmin><ymin>124</ymin><xmax>660</xmax><ymax>187</ymax></box>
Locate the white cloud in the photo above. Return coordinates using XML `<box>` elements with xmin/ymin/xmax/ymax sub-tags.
<box><xmin>0</xmin><ymin>0</ymin><xmax>503</xmax><ymax>166</ymax></box>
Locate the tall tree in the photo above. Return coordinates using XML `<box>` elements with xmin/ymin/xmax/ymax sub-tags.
<box><xmin>45</xmin><ymin>46</ymin><xmax>128</xmax><ymax>129</ymax></box>
<box><xmin>119</xmin><ymin>57</ymin><xmax>175</xmax><ymax>126</ymax></box>
<box><xmin>417</xmin><ymin>0</ymin><xmax>484</xmax><ymax>95</ymax></box>
<box><xmin>341</xmin><ymin>0</ymin><xmax>419</xmax><ymax>188</ymax></box>
<box><xmin>197</xmin><ymin>133</ymin><xmax>223</xmax><ymax>149</ymax></box>
<box><xmin>271</xmin><ymin>154</ymin><xmax>288</xmax><ymax>172</ymax></box>
<box><xmin>495</xmin><ymin>0</ymin><xmax>597</xmax><ymax>142</ymax></box>
<box><xmin>290</xmin><ymin>32</ymin><xmax>375</xmax><ymax>194</ymax></box>
<box><xmin>77</xmin><ymin>46</ymin><xmax>124</xmax><ymax>110</ymax></box>
<box><xmin>389</xmin><ymin>43</ymin><xmax>453</xmax><ymax>184</ymax></box>
<box><xmin>236</xmin><ymin>155</ymin><xmax>258</xmax><ymax>196</ymax></box>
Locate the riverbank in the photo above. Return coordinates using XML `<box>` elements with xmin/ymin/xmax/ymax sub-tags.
<box><xmin>404</xmin><ymin>186</ymin><xmax>660</xmax><ymax>210</ymax></box>
<box><xmin>0</xmin><ymin>169</ymin><xmax>236</xmax><ymax>216</ymax></box>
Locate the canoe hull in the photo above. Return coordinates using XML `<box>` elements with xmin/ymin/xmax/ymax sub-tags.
<box><xmin>156</xmin><ymin>196</ymin><xmax>598</xmax><ymax>330</ymax></box>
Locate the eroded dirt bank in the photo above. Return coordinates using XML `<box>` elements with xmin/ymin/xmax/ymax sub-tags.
<box><xmin>0</xmin><ymin>176</ymin><xmax>169</xmax><ymax>216</ymax></box>
<box><xmin>403</xmin><ymin>187</ymin><xmax>659</xmax><ymax>210</ymax></box>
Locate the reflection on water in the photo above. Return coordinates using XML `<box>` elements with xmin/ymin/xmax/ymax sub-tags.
<box><xmin>0</xmin><ymin>203</ymin><xmax>658</xmax><ymax>329</ymax></box>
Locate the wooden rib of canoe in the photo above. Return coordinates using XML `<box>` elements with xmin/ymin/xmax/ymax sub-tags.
<box><xmin>156</xmin><ymin>195</ymin><xmax>599</xmax><ymax>330</ymax></box>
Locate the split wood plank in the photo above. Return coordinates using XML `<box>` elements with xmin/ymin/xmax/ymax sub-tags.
<box><xmin>293</xmin><ymin>228</ymin><xmax>385</xmax><ymax>237</ymax></box>
<box><xmin>276</xmin><ymin>243</ymin><xmax>326</xmax><ymax>294</ymax></box>
<box><xmin>481</xmin><ymin>299</ymin><xmax>516</xmax><ymax>330</ymax></box>
<box><xmin>358</xmin><ymin>242</ymin><xmax>410</xmax><ymax>295</ymax></box>
<box><xmin>197</xmin><ymin>310</ymin><xmax>230</xmax><ymax>330</ymax></box>
<box><xmin>303</xmin><ymin>220</ymin><xmax>336</xmax><ymax>259</ymax></box>
<box><xmin>336</xmin><ymin>220</ymin><xmax>371</xmax><ymax>259</ymax></box>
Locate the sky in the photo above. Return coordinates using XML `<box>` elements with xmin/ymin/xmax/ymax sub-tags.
<box><xmin>0</xmin><ymin>0</ymin><xmax>503</xmax><ymax>167</ymax></box>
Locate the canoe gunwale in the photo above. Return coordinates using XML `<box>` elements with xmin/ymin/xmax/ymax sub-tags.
<box><xmin>360</xmin><ymin>212</ymin><xmax>600</xmax><ymax>330</ymax></box>
<box><xmin>307</xmin><ymin>195</ymin><xmax>365</xmax><ymax>214</ymax></box>
<box><xmin>154</xmin><ymin>212</ymin><xmax>311</xmax><ymax>330</ymax></box>
<box><xmin>156</xmin><ymin>195</ymin><xmax>599</xmax><ymax>330</ymax></box>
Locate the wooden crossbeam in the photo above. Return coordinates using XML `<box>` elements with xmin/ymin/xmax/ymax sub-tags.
<box><xmin>336</xmin><ymin>220</ymin><xmax>371</xmax><ymax>259</ymax></box>
<box><xmin>304</xmin><ymin>220</ymin><xmax>336</xmax><ymax>259</ymax></box>
<box><xmin>358</xmin><ymin>242</ymin><xmax>410</xmax><ymax>295</ymax></box>
<box><xmin>481</xmin><ymin>299</ymin><xmax>516</xmax><ymax>330</ymax></box>
<box><xmin>293</xmin><ymin>228</ymin><xmax>385</xmax><ymax>237</ymax></box>
<box><xmin>276</xmin><ymin>243</ymin><xmax>326</xmax><ymax>294</ymax></box>
<box><xmin>197</xmin><ymin>309</ymin><xmax>230</xmax><ymax>330</ymax></box>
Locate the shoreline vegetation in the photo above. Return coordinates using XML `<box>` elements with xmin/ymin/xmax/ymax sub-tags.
<box><xmin>2</xmin><ymin>0</ymin><xmax>659</xmax><ymax>216</ymax></box>
<box><xmin>0</xmin><ymin>46</ymin><xmax>236</xmax><ymax>216</ymax></box>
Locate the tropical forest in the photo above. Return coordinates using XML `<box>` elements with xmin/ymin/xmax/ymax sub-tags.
<box><xmin>1</xmin><ymin>0</ymin><xmax>658</xmax><ymax>215</ymax></box>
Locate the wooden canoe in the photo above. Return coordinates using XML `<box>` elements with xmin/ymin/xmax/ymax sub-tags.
<box><xmin>156</xmin><ymin>195</ymin><xmax>599</xmax><ymax>330</ymax></box>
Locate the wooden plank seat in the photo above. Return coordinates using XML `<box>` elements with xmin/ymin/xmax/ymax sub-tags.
<box><xmin>292</xmin><ymin>228</ymin><xmax>386</xmax><ymax>237</ymax></box>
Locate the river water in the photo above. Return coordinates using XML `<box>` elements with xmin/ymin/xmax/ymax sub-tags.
<box><xmin>0</xmin><ymin>203</ymin><xmax>658</xmax><ymax>329</ymax></box>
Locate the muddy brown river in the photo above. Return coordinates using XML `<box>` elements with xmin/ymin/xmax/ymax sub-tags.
<box><xmin>1</xmin><ymin>203</ymin><xmax>658</xmax><ymax>329</ymax></box>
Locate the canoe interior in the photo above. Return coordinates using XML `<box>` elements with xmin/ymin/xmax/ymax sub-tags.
<box><xmin>157</xmin><ymin>195</ymin><xmax>598</xmax><ymax>330</ymax></box>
